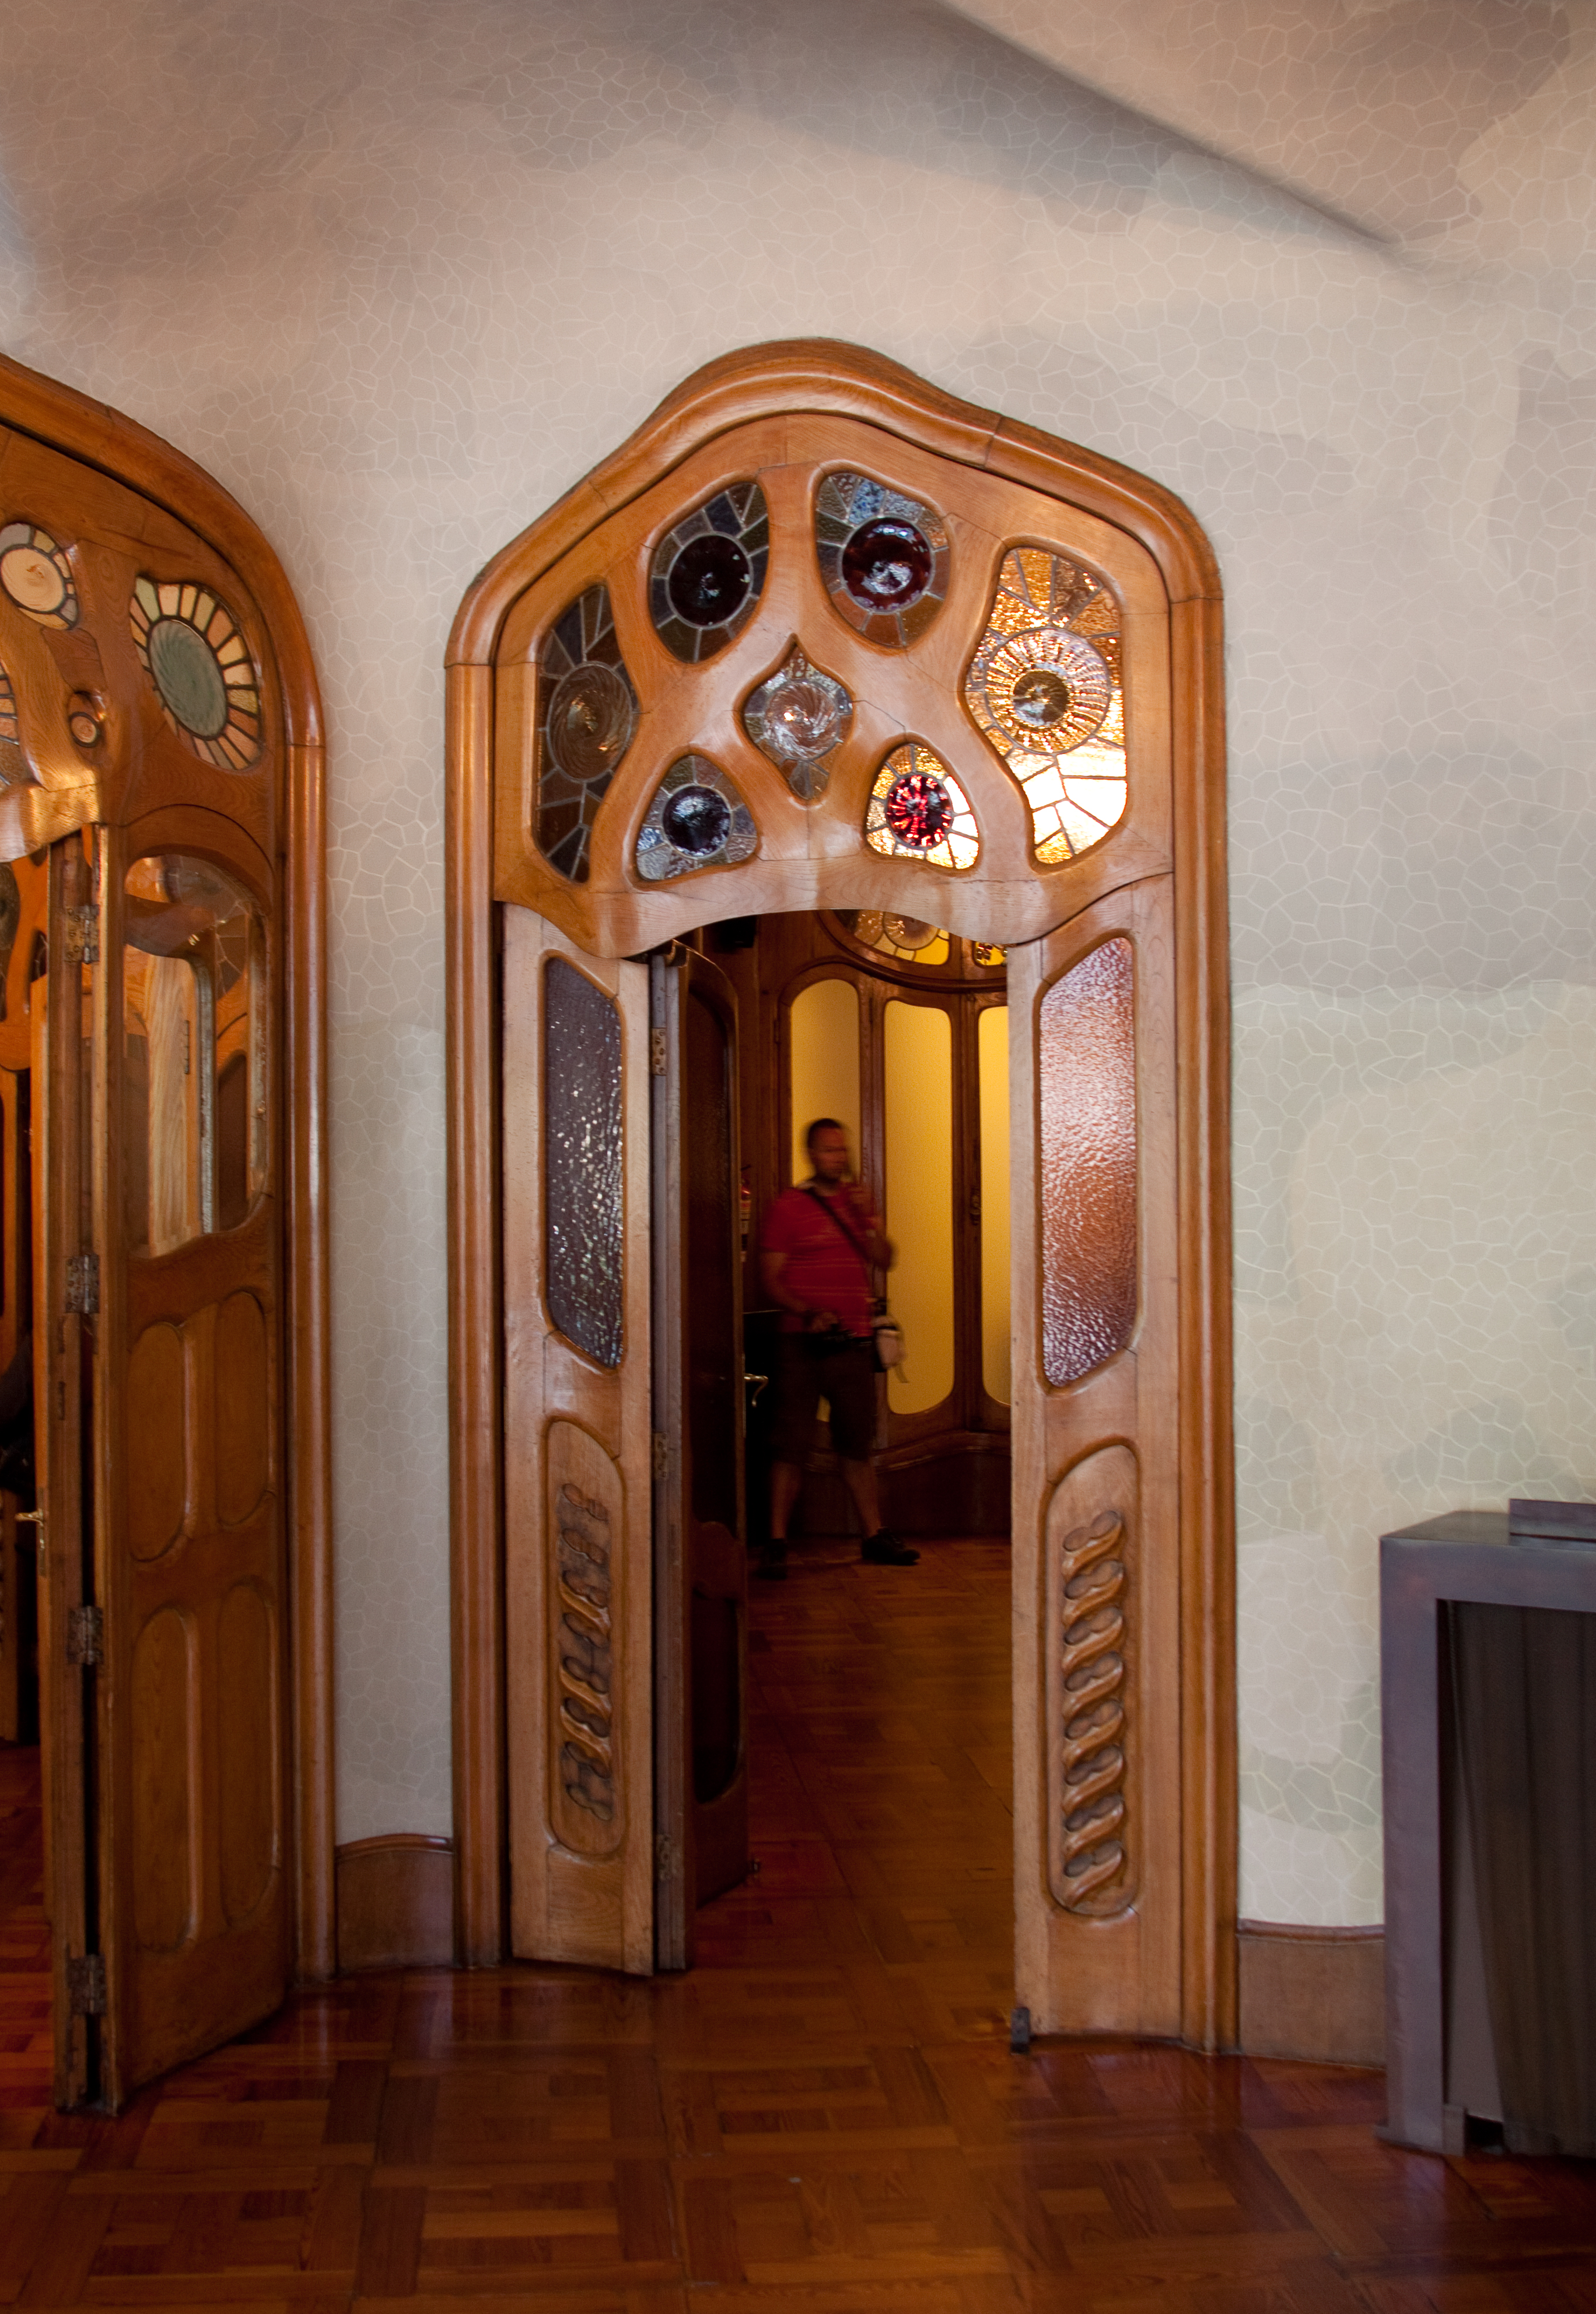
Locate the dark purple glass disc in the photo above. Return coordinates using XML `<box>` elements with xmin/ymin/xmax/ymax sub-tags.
<box><xmin>883</xmin><ymin>770</ymin><xmax>953</xmax><ymax>848</ymax></box>
<box><xmin>667</xmin><ymin>533</ymin><xmax>751</xmax><ymax>627</ymax></box>
<box><xmin>660</xmin><ymin>784</ymin><xmax>732</xmax><ymax>855</ymax></box>
<box><xmin>841</xmin><ymin>519</ymin><xmax>933</xmax><ymax>611</ymax></box>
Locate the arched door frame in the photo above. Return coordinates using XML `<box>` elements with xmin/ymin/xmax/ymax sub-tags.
<box><xmin>0</xmin><ymin>350</ymin><xmax>334</xmax><ymax>1979</ymax></box>
<box><xmin>446</xmin><ymin>340</ymin><xmax>1234</xmax><ymax>2045</ymax></box>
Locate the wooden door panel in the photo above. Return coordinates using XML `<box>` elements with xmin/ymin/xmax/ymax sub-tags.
<box><xmin>1012</xmin><ymin>875</ymin><xmax>1181</xmax><ymax>2040</ymax></box>
<box><xmin>503</xmin><ymin>905</ymin><xmax>652</xmax><ymax>1974</ymax></box>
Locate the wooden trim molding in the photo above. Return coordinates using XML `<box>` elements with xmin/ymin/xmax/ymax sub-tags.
<box><xmin>1238</xmin><ymin>1922</ymin><xmax>1385</xmax><ymax>2068</ymax></box>
<box><xmin>445</xmin><ymin>341</ymin><xmax>1232</xmax><ymax>2037</ymax></box>
<box><xmin>0</xmin><ymin>350</ymin><xmax>334</xmax><ymax>1980</ymax></box>
<box><xmin>336</xmin><ymin>1836</ymin><xmax>456</xmax><ymax>1973</ymax></box>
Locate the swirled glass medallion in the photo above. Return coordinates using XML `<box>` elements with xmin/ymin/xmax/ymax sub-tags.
<box><xmin>536</xmin><ymin>584</ymin><xmax>639</xmax><ymax>883</ymax></box>
<box><xmin>130</xmin><ymin>578</ymin><xmax>262</xmax><ymax>769</ymax></box>
<box><xmin>964</xmin><ymin>548</ymin><xmax>1126</xmax><ymax>864</ymax></box>
<box><xmin>816</xmin><ymin>472</ymin><xmax>948</xmax><ymax>646</ymax></box>
<box><xmin>741</xmin><ymin>644</ymin><xmax>852</xmax><ymax>802</ymax></box>
<box><xmin>543</xmin><ymin>958</ymin><xmax>623</xmax><ymax>1366</ymax></box>
<box><xmin>649</xmin><ymin>483</ymin><xmax>768</xmax><ymax>663</ymax></box>
<box><xmin>864</xmin><ymin>742</ymin><xmax>978</xmax><ymax>871</ymax></box>
<box><xmin>0</xmin><ymin>523</ymin><xmax>78</xmax><ymax>631</ymax></box>
<box><xmin>1039</xmin><ymin>938</ymin><xmax>1136</xmax><ymax>1385</ymax></box>
<box><xmin>636</xmin><ymin>753</ymin><xmax>757</xmax><ymax>883</ymax></box>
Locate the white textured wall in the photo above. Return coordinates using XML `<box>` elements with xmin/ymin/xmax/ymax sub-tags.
<box><xmin>1</xmin><ymin>0</ymin><xmax>1592</xmax><ymax>1914</ymax></box>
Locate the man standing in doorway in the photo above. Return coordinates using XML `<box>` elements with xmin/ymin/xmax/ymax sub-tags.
<box><xmin>757</xmin><ymin>1118</ymin><xmax>919</xmax><ymax>1578</ymax></box>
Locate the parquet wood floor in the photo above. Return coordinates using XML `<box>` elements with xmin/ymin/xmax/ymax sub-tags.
<box><xmin>1</xmin><ymin>1536</ymin><xmax>1594</xmax><ymax>2308</ymax></box>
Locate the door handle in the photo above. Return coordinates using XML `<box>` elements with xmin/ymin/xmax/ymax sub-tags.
<box><xmin>15</xmin><ymin>1508</ymin><xmax>43</xmax><ymax>1572</ymax></box>
<box><xmin>743</xmin><ymin>1372</ymin><xmax>768</xmax><ymax>1404</ymax></box>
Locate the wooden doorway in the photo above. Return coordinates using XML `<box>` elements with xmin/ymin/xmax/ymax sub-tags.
<box><xmin>0</xmin><ymin>351</ymin><xmax>331</xmax><ymax>2106</ymax></box>
<box><xmin>448</xmin><ymin>341</ymin><xmax>1233</xmax><ymax>2047</ymax></box>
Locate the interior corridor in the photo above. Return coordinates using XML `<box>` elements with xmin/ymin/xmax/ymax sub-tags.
<box><xmin>1</xmin><ymin>1551</ymin><xmax>1593</xmax><ymax>2301</ymax></box>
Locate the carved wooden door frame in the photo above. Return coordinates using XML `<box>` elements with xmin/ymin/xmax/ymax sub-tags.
<box><xmin>446</xmin><ymin>340</ymin><xmax>1234</xmax><ymax>2047</ymax></box>
<box><xmin>0</xmin><ymin>350</ymin><xmax>334</xmax><ymax>1985</ymax></box>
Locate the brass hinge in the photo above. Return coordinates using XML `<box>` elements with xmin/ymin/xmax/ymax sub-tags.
<box><xmin>652</xmin><ymin>1432</ymin><xmax>669</xmax><ymax>1480</ymax></box>
<box><xmin>64</xmin><ymin>903</ymin><xmax>99</xmax><ymax>966</ymax></box>
<box><xmin>655</xmin><ymin>1833</ymin><xmax>679</xmax><ymax>1882</ymax></box>
<box><xmin>66</xmin><ymin>1603</ymin><xmax>103</xmax><ymax>1668</ymax></box>
<box><xmin>66</xmin><ymin>1952</ymin><xmax>106</xmax><ymax>2015</ymax></box>
<box><xmin>649</xmin><ymin>1026</ymin><xmax>667</xmax><ymax>1076</ymax></box>
<box><xmin>65</xmin><ymin>1252</ymin><xmax>99</xmax><ymax>1315</ymax></box>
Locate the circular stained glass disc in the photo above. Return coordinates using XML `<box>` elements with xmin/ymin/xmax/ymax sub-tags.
<box><xmin>1012</xmin><ymin>667</ymin><xmax>1074</xmax><ymax>729</ymax></box>
<box><xmin>883</xmin><ymin>769</ymin><xmax>953</xmax><ymax>849</ymax></box>
<box><xmin>841</xmin><ymin>519</ymin><xmax>932</xmax><ymax>611</ymax></box>
<box><xmin>667</xmin><ymin>533</ymin><xmax>751</xmax><ymax>628</ymax></box>
<box><xmin>548</xmin><ymin>662</ymin><xmax>635</xmax><ymax>781</ymax></box>
<box><xmin>148</xmin><ymin>617</ymin><xmax>230</xmax><ymax>737</ymax></box>
<box><xmin>0</xmin><ymin>543</ymin><xmax>66</xmax><ymax>618</ymax></box>
<box><xmin>768</xmin><ymin>677</ymin><xmax>844</xmax><ymax>760</ymax></box>
<box><xmin>661</xmin><ymin>784</ymin><xmax>732</xmax><ymax>855</ymax></box>
<box><xmin>881</xmin><ymin>913</ymin><xmax>938</xmax><ymax>952</ymax></box>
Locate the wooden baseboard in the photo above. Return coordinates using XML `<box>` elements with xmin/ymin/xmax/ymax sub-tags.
<box><xmin>336</xmin><ymin>1834</ymin><xmax>455</xmax><ymax>1972</ymax></box>
<box><xmin>1237</xmin><ymin>1921</ymin><xmax>1385</xmax><ymax>2067</ymax></box>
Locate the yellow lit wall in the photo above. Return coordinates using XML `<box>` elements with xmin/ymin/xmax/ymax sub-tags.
<box><xmin>883</xmin><ymin>1000</ymin><xmax>953</xmax><ymax>1415</ymax></box>
<box><xmin>788</xmin><ymin>977</ymin><xmax>862</xmax><ymax>1184</ymax></box>
<box><xmin>978</xmin><ymin>1004</ymin><xmax>1011</xmax><ymax>1404</ymax></box>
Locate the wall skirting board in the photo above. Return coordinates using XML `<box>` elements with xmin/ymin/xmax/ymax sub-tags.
<box><xmin>335</xmin><ymin>1836</ymin><xmax>456</xmax><ymax>1972</ymax></box>
<box><xmin>1238</xmin><ymin>1922</ymin><xmax>1385</xmax><ymax>2068</ymax></box>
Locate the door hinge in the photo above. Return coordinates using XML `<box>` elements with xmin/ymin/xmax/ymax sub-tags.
<box><xmin>652</xmin><ymin>1431</ymin><xmax>670</xmax><ymax>1480</ymax></box>
<box><xmin>64</xmin><ymin>903</ymin><xmax>99</xmax><ymax>966</ymax></box>
<box><xmin>655</xmin><ymin>1833</ymin><xmax>679</xmax><ymax>1882</ymax></box>
<box><xmin>66</xmin><ymin>1602</ymin><xmax>103</xmax><ymax>1668</ymax></box>
<box><xmin>65</xmin><ymin>1252</ymin><xmax>99</xmax><ymax>1315</ymax></box>
<box><xmin>649</xmin><ymin>1026</ymin><xmax>667</xmax><ymax>1076</ymax></box>
<box><xmin>66</xmin><ymin>1952</ymin><xmax>106</xmax><ymax>2015</ymax></box>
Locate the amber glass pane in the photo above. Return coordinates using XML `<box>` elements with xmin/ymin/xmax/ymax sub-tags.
<box><xmin>883</xmin><ymin>1000</ymin><xmax>954</xmax><ymax>1415</ymax></box>
<box><xmin>124</xmin><ymin>852</ymin><xmax>263</xmax><ymax>1257</ymax></box>
<box><xmin>978</xmin><ymin>1004</ymin><xmax>1011</xmax><ymax>1405</ymax></box>
<box><xmin>787</xmin><ymin>977</ymin><xmax>860</xmax><ymax>1184</ymax></box>
<box><xmin>1038</xmin><ymin>939</ymin><xmax>1136</xmax><ymax>1386</ymax></box>
<box><xmin>543</xmin><ymin>957</ymin><xmax>623</xmax><ymax>1366</ymax></box>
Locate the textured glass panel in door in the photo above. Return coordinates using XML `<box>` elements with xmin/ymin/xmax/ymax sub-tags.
<box><xmin>883</xmin><ymin>999</ymin><xmax>954</xmax><ymax>1414</ymax></box>
<box><xmin>1038</xmin><ymin>939</ymin><xmax>1136</xmax><ymax>1386</ymax></box>
<box><xmin>124</xmin><ymin>854</ymin><xmax>262</xmax><ymax>1257</ymax></box>
<box><xmin>543</xmin><ymin>957</ymin><xmax>623</xmax><ymax>1366</ymax></box>
<box><xmin>978</xmin><ymin>1004</ymin><xmax>1012</xmax><ymax>1406</ymax></box>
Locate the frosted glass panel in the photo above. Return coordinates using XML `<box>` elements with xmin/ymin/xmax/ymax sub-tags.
<box><xmin>1039</xmin><ymin>939</ymin><xmax>1136</xmax><ymax>1386</ymax></box>
<box><xmin>884</xmin><ymin>1001</ymin><xmax>953</xmax><ymax>1415</ymax></box>
<box><xmin>543</xmin><ymin>957</ymin><xmax>623</xmax><ymax>1366</ymax></box>
<box><xmin>978</xmin><ymin>1004</ymin><xmax>1011</xmax><ymax>1405</ymax></box>
<box><xmin>788</xmin><ymin>977</ymin><xmax>860</xmax><ymax>1183</ymax></box>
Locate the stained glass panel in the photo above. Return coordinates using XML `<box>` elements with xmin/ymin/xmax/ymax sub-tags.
<box><xmin>838</xmin><ymin>910</ymin><xmax>950</xmax><ymax>967</ymax></box>
<box><xmin>0</xmin><ymin>666</ymin><xmax>19</xmax><ymax>784</ymax></box>
<box><xmin>815</xmin><ymin>471</ymin><xmax>949</xmax><ymax>646</ymax></box>
<box><xmin>964</xmin><ymin>547</ymin><xmax>1126</xmax><ymax>864</ymax></box>
<box><xmin>649</xmin><ymin>483</ymin><xmax>768</xmax><ymax>663</ymax></box>
<box><xmin>536</xmin><ymin>585</ymin><xmax>638</xmax><ymax>883</ymax></box>
<box><xmin>130</xmin><ymin>577</ymin><xmax>261</xmax><ymax>770</ymax></box>
<box><xmin>741</xmin><ymin>644</ymin><xmax>852</xmax><ymax>802</ymax></box>
<box><xmin>635</xmin><ymin>753</ymin><xmax>757</xmax><ymax>883</ymax></box>
<box><xmin>0</xmin><ymin>523</ymin><xmax>77</xmax><ymax>631</ymax></box>
<box><xmin>543</xmin><ymin>957</ymin><xmax>623</xmax><ymax>1367</ymax></box>
<box><xmin>1039</xmin><ymin>938</ymin><xmax>1136</xmax><ymax>1386</ymax></box>
<box><xmin>864</xmin><ymin>742</ymin><xmax>978</xmax><ymax>871</ymax></box>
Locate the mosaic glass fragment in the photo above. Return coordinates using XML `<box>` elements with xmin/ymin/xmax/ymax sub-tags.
<box><xmin>839</xmin><ymin>910</ymin><xmax>950</xmax><ymax>967</ymax></box>
<box><xmin>815</xmin><ymin>471</ymin><xmax>949</xmax><ymax>647</ymax></box>
<box><xmin>535</xmin><ymin>584</ymin><xmax>639</xmax><ymax>883</ymax></box>
<box><xmin>130</xmin><ymin>577</ymin><xmax>261</xmax><ymax>770</ymax></box>
<box><xmin>1039</xmin><ymin>938</ymin><xmax>1136</xmax><ymax>1386</ymax></box>
<box><xmin>635</xmin><ymin>752</ymin><xmax>757</xmax><ymax>883</ymax></box>
<box><xmin>741</xmin><ymin>644</ymin><xmax>851</xmax><ymax>802</ymax></box>
<box><xmin>0</xmin><ymin>666</ymin><xmax>19</xmax><ymax>774</ymax></box>
<box><xmin>649</xmin><ymin>482</ymin><xmax>768</xmax><ymax>663</ymax></box>
<box><xmin>864</xmin><ymin>741</ymin><xmax>978</xmax><ymax>871</ymax></box>
<box><xmin>964</xmin><ymin>547</ymin><xmax>1126</xmax><ymax>864</ymax></box>
<box><xmin>543</xmin><ymin>957</ymin><xmax>623</xmax><ymax>1366</ymax></box>
<box><xmin>0</xmin><ymin>523</ymin><xmax>77</xmax><ymax>630</ymax></box>
<box><xmin>971</xmin><ymin>942</ymin><xmax>1006</xmax><ymax>968</ymax></box>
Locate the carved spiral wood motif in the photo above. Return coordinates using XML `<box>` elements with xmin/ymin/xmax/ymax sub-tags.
<box><xmin>545</xmin><ymin>1420</ymin><xmax>624</xmax><ymax>1857</ymax></box>
<box><xmin>1045</xmin><ymin>1442</ymin><xmax>1138</xmax><ymax>1918</ymax></box>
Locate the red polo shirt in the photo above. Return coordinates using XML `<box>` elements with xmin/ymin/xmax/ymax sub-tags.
<box><xmin>761</xmin><ymin>1182</ymin><xmax>878</xmax><ymax>1336</ymax></box>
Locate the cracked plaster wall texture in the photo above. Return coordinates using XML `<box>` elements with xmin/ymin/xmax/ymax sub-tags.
<box><xmin>0</xmin><ymin>0</ymin><xmax>1593</xmax><ymax>1914</ymax></box>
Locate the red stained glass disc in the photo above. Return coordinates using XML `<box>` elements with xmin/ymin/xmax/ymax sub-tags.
<box><xmin>883</xmin><ymin>769</ymin><xmax>953</xmax><ymax>848</ymax></box>
<box><xmin>842</xmin><ymin>519</ymin><xmax>932</xmax><ymax>610</ymax></box>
